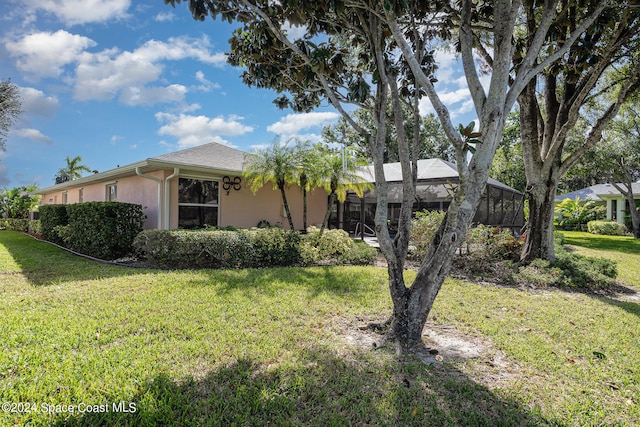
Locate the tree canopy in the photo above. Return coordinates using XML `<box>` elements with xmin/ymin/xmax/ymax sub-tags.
<box><xmin>516</xmin><ymin>0</ymin><xmax>640</xmax><ymax>261</ymax></box>
<box><xmin>0</xmin><ymin>79</ymin><xmax>22</xmax><ymax>151</ymax></box>
<box><xmin>168</xmin><ymin>0</ymin><xmax>617</xmax><ymax>351</ymax></box>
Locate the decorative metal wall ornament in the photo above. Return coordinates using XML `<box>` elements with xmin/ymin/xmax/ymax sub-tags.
<box><xmin>222</xmin><ymin>176</ymin><xmax>242</xmax><ymax>195</ymax></box>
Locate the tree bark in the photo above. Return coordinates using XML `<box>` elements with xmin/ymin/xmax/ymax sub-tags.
<box><xmin>279</xmin><ymin>184</ymin><xmax>295</xmax><ymax>230</ymax></box>
<box><xmin>613</xmin><ymin>182</ymin><xmax>640</xmax><ymax>238</ymax></box>
<box><xmin>522</xmin><ymin>178</ymin><xmax>559</xmax><ymax>262</ymax></box>
<box><xmin>319</xmin><ymin>191</ymin><xmax>336</xmax><ymax>237</ymax></box>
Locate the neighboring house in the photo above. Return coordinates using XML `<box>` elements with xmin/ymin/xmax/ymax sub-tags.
<box><xmin>333</xmin><ymin>158</ymin><xmax>525</xmax><ymax>235</ymax></box>
<box><xmin>36</xmin><ymin>142</ymin><xmax>328</xmax><ymax>230</ymax></box>
<box><xmin>36</xmin><ymin>143</ymin><xmax>524</xmax><ymax>233</ymax></box>
<box><xmin>556</xmin><ymin>183</ymin><xmax>640</xmax><ymax>224</ymax></box>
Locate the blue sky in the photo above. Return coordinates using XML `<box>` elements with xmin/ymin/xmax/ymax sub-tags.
<box><xmin>0</xmin><ymin>0</ymin><xmax>478</xmax><ymax>190</ymax></box>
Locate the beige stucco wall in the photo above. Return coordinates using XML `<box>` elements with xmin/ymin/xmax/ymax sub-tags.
<box><xmin>220</xmin><ymin>184</ymin><xmax>328</xmax><ymax>230</ymax></box>
<box><xmin>41</xmin><ymin>171</ymin><xmax>329</xmax><ymax>231</ymax></box>
<box><xmin>39</xmin><ymin>171</ymin><xmax>165</xmax><ymax>230</ymax></box>
<box><xmin>166</xmin><ymin>174</ymin><xmax>328</xmax><ymax>230</ymax></box>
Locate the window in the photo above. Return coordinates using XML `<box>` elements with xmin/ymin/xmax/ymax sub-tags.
<box><xmin>62</xmin><ymin>191</ymin><xmax>68</xmax><ymax>205</ymax></box>
<box><xmin>79</xmin><ymin>188</ymin><xmax>84</xmax><ymax>203</ymax></box>
<box><xmin>178</xmin><ymin>178</ymin><xmax>219</xmax><ymax>228</ymax></box>
<box><xmin>106</xmin><ymin>184</ymin><xmax>117</xmax><ymax>201</ymax></box>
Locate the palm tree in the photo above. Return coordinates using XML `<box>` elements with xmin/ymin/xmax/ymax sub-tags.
<box><xmin>243</xmin><ymin>140</ymin><xmax>298</xmax><ymax>230</ymax></box>
<box><xmin>317</xmin><ymin>147</ymin><xmax>372</xmax><ymax>236</ymax></box>
<box><xmin>63</xmin><ymin>155</ymin><xmax>92</xmax><ymax>180</ymax></box>
<box><xmin>293</xmin><ymin>140</ymin><xmax>324</xmax><ymax>232</ymax></box>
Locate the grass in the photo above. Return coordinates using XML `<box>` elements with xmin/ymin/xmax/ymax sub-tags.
<box><xmin>1</xmin><ymin>230</ymin><xmax>639</xmax><ymax>426</ymax></box>
<box><xmin>561</xmin><ymin>231</ymin><xmax>640</xmax><ymax>287</ymax></box>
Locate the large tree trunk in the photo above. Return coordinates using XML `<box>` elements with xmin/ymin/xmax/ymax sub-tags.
<box><xmin>522</xmin><ymin>178</ymin><xmax>559</xmax><ymax>262</ymax></box>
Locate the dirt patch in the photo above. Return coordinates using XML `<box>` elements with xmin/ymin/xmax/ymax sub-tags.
<box><xmin>332</xmin><ymin>315</ymin><xmax>522</xmax><ymax>390</ymax></box>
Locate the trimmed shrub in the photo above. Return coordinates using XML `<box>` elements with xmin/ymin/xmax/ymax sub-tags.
<box><xmin>134</xmin><ymin>229</ymin><xmax>253</xmax><ymax>269</ymax></box>
<box><xmin>134</xmin><ymin>226</ymin><xmax>375</xmax><ymax>269</ymax></box>
<box><xmin>62</xmin><ymin>202</ymin><xmax>146</xmax><ymax>259</ymax></box>
<box><xmin>134</xmin><ymin>228</ymin><xmax>300</xmax><ymax>269</ymax></box>
<box><xmin>299</xmin><ymin>227</ymin><xmax>376</xmax><ymax>265</ymax></box>
<box><xmin>247</xmin><ymin>227</ymin><xmax>301</xmax><ymax>267</ymax></box>
<box><xmin>587</xmin><ymin>220</ymin><xmax>627</xmax><ymax>236</ymax></box>
<box><xmin>0</xmin><ymin>218</ymin><xmax>30</xmax><ymax>231</ymax></box>
<box><xmin>28</xmin><ymin>220</ymin><xmax>41</xmax><ymax>235</ymax></box>
<box><xmin>341</xmin><ymin>239</ymin><xmax>377</xmax><ymax>265</ymax></box>
<box><xmin>39</xmin><ymin>204</ymin><xmax>68</xmax><ymax>244</ymax></box>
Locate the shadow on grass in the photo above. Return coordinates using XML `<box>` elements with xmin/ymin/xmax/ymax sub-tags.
<box><xmin>562</xmin><ymin>232</ymin><xmax>640</xmax><ymax>256</ymax></box>
<box><xmin>0</xmin><ymin>231</ymin><xmax>151</xmax><ymax>286</ymax></box>
<box><xmin>52</xmin><ymin>347</ymin><xmax>549</xmax><ymax>427</ymax></box>
<box><xmin>597</xmin><ymin>296</ymin><xmax>640</xmax><ymax>319</ymax></box>
<box><xmin>194</xmin><ymin>265</ymin><xmax>385</xmax><ymax>300</ymax></box>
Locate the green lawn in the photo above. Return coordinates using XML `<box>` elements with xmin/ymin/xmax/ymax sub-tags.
<box><xmin>562</xmin><ymin>231</ymin><xmax>640</xmax><ymax>287</ymax></box>
<box><xmin>1</xmin><ymin>231</ymin><xmax>639</xmax><ymax>426</ymax></box>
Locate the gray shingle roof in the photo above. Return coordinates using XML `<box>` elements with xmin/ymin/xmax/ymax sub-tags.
<box><xmin>150</xmin><ymin>142</ymin><xmax>247</xmax><ymax>172</ymax></box>
<box><xmin>556</xmin><ymin>182</ymin><xmax>640</xmax><ymax>202</ymax></box>
<box><xmin>357</xmin><ymin>158</ymin><xmax>520</xmax><ymax>193</ymax></box>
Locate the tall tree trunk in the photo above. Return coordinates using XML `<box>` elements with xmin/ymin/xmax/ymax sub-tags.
<box><xmin>319</xmin><ymin>191</ymin><xmax>336</xmax><ymax>237</ymax></box>
<box><xmin>278</xmin><ymin>184</ymin><xmax>295</xmax><ymax>230</ymax></box>
<box><xmin>300</xmin><ymin>174</ymin><xmax>308</xmax><ymax>233</ymax></box>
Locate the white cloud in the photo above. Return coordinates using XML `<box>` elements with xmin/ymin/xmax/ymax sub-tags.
<box><xmin>74</xmin><ymin>36</ymin><xmax>226</xmax><ymax>103</ymax></box>
<box><xmin>11</xmin><ymin>128</ymin><xmax>52</xmax><ymax>144</ymax></box>
<box><xmin>154</xmin><ymin>11</ymin><xmax>175</xmax><ymax>22</ymax></box>
<box><xmin>282</xmin><ymin>22</ymin><xmax>307</xmax><ymax>40</ymax></box>
<box><xmin>110</xmin><ymin>135</ymin><xmax>124</xmax><ymax>144</ymax></box>
<box><xmin>29</xmin><ymin>0</ymin><xmax>131</xmax><ymax>25</ymax></box>
<box><xmin>119</xmin><ymin>84</ymin><xmax>188</xmax><ymax>106</ymax></box>
<box><xmin>19</xmin><ymin>87</ymin><xmax>59</xmax><ymax>117</ymax></box>
<box><xmin>194</xmin><ymin>71</ymin><xmax>220</xmax><ymax>92</ymax></box>
<box><xmin>5</xmin><ymin>30</ymin><xmax>96</xmax><ymax>78</ymax></box>
<box><xmin>267</xmin><ymin>112</ymin><xmax>340</xmax><ymax>135</ymax></box>
<box><xmin>156</xmin><ymin>112</ymin><xmax>254</xmax><ymax>148</ymax></box>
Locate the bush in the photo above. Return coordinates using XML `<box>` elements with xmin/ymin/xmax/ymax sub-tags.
<box><xmin>409</xmin><ymin>210</ymin><xmax>446</xmax><ymax>258</ymax></box>
<box><xmin>134</xmin><ymin>228</ymin><xmax>300</xmax><ymax>269</ymax></box>
<box><xmin>300</xmin><ymin>227</ymin><xmax>376</xmax><ymax>265</ymax></box>
<box><xmin>247</xmin><ymin>227</ymin><xmax>301</xmax><ymax>267</ymax></box>
<box><xmin>134</xmin><ymin>229</ymin><xmax>253</xmax><ymax>269</ymax></box>
<box><xmin>134</xmin><ymin>227</ymin><xmax>376</xmax><ymax>269</ymax></box>
<box><xmin>341</xmin><ymin>239</ymin><xmax>377</xmax><ymax>265</ymax></box>
<box><xmin>587</xmin><ymin>220</ymin><xmax>627</xmax><ymax>236</ymax></box>
<box><xmin>553</xmin><ymin>250</ymin><xmax>617</xmax><ymax>290</ymax></box>
<box><xmin>465</xmin><ymin>224</ymin><xmax>522</xmax><ymax>261</ymax></box>
<box><xmin>0</xmin><ymin>218</ymin><xmax>30</xmax><ymax>231</ymax></box>
<box><xmin>513</xmin><ymin>243</ymin><xmax>618</xmax><ymax>291</ymax></box>
<box><xmin>554</xmin><ymin>197</ymin><xmax>604</xmax><ymax>230</ymax></box>
<box><xmin>39</xmin><ymin>204</ymin><xmax>68</xmax><ymax>244</ymax></box>
<box><xmin>55</xmin><ymin>202</ymin><xmax>146</xmax><ymax>260</ymax></box>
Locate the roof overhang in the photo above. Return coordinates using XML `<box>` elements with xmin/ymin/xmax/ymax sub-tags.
<box><xmin>34</xmin><ymin>159</ymin><xmax>243</xmax><ymax>195</ymax></box>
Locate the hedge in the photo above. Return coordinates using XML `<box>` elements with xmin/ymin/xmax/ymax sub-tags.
<box><xmin>587</xmin><ymin>220</ymin><xmax>627</xmax><ymax>236</ymax></box>
<box><xmin>133</xmin><ymin>227</ymin><xmax>376</xmax><ymax>269</ymax></box>
<box><xmin>39</xmin><ymin>204</ymin><xmax>68</xmax><ymax>244</ymax></box>
<box><xmin>39</xmin><ymin>202</ymin><xmax>145</xmax><ymax>260</ymax></box>
<box><xmin>0</xmin><ymin>218</ymin><xmax>30</xmax><ymax>232</ymax></box>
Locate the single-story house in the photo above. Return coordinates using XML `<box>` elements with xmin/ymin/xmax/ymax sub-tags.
<box><xmin>36</xmin><ymin>142</ymin><xmax>328</xmax><ymax>230</ymax></box>
<box><xmin>556</xmin><ymin>182</ymin><xmax>640</xmax><ymax>224</ymax></box>
<box><xmin>36</xmin><ymin>142</ymin><xmax>524</xmax><ymax>233</ymax></box>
